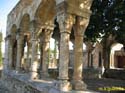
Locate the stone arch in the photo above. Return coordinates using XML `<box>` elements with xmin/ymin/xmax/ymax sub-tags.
<box><xmin>19</xmin><ymin>14</ymin><xmax>31</xmax><ymax>71</ymax></box>
<box><xmin>110</xmin><ymin>43</ymin><xmax>124</xmax><ymax>68</ymax></box>
<box><xmin>11</xmin><ymin>24</ymin><xmax>17</xmax><ymax>38</ymax></box>
<box><xmin>20</xmin><ymin>14</ymin><xmax>30</xmax><ymax>32</ymax></box>
<box><xmin>10</xmin><ymin>24</ymin><xmax>17</xmax><ymax>69</ymax></box>
<box><xmin>32</xmin><ymin>0</ymin><xmax>57</xmax><ymax>78</ymax></box>
<box><xmin>35</xmin><ymin>0</ymin><xmax>56</xmax><ymax>25</ymax></box>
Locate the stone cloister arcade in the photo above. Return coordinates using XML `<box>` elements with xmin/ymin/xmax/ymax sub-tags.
<box><xmin>3</xmin><ymin>0</ymin><xmax>93</xmax><ymax>92</ymax></box>
<box><xmin>3</xmin><ymin>0</ymin><xmax>125</xmax><ymax>92</ymax></box>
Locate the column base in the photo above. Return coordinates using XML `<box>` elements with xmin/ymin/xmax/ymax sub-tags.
<box><xmin>55</xmin><ymin>80</ymin><xmax>72</xmax><ymax>91</ymax></box>
<box><xmin>30</xmin><ymin>71</ymin><xmax>38</xmax><ymax>80</ymax></box>
<box><xmin>72</xmin><ymin>80</ymin><xmax>87</xmax><ymax>90</ymax></box>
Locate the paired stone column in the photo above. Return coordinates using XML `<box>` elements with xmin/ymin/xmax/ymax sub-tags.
<box><xmin>72</xmin><ymin>16</ymin><xmax>90</xmax><ymax>90</ymax></box>
<box><xmin>30</xmin><ymin>21</ymin><xmax>39</xmax><ymax>80</ymax></box>
<box><xmin>16</xmin><ymin>30</ymin><xmax>24</xmax><ymax>72</ymax></box>
<box><xmin>56</xmin><ymin>14</ymin><xmax>74</xmax><ymax>91</ymax></box>
<box><xmin>41</xmin><ymin>26</ymin><xmax>53</xmax><ymax>78</ymax></box>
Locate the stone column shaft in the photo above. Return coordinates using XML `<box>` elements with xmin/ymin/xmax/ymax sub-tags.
<box><xmin>74</xmin><ymin>36</ymin><xmax>84</xmax><ymax>80</ymax></box>
<box><xmin>72</xmin><ymin>16</ymin><xmax>90</xmax><ymax>90</ymax></box>
<box><xmin>59</xmin><ymin>33</ymin><xmax>70</xmax><ymax>79</ymax></box>
<box><xmin>56</xmin><ymin>13</ymin><xmax>74</xmax><ymax>91</ymax></box>
<box><xmin>7</xmin><ymin>37</ymin><xmax>13</xmax><ymax>69</ymax></box>
<box><xmin>3</xmin><ymin>36</ymin><xmax>11</xmax><ymax>71</ymax></box>
<box><xmin>30</xmin><ymin>39</ymin><xmax>38</xmax><ymax>79</ymax></box>
<box><xmin>16</xmin><ymin>37</ymin><xmax>23</xmax><ymax>72</ymax></box>
<box><xmin>41</xmin><ymin>26</ymin><xmax>54</xmax><ymax>78</ymax></box>
<box><xmin>8</xmin><ymin>45</ymin><xmax>13</xmax><ymax>69</ymax></box>
<box><xmin>42</xmin><ymin>40</ymin><xmax>50</xmax><ymax>77</ymax></box>
<box><xmin>26</xmin><ymin>43</ymin><xmax>32</xmax><ymax>71</ymax></box>
<box><xmin>29</xmin><ymin>20</ymin><xmax>39</xmax><ymax>80</ymax></box>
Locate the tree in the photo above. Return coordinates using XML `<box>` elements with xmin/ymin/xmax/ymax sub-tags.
<box><xmin>85</xmin><ymin>0</ymin><xmax>125</xmax><ymax>68</ymax></box>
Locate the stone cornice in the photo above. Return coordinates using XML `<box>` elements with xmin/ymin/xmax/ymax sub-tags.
<box><xmin>56</xmin><ymin>0</ymin><xmax>93</xmax><ymax>18</ymax></box>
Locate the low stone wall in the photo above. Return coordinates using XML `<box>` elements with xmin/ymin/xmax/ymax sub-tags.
<box><xmin>104</xmin><ymin>69</ymin><xmax>125</xmax><ymax>80</ymax></box>
<box><xmin>2</xmin><ymin>70</ymin><xmax>98</xmax><ymax>93</ymax></box>
<box><xmin>83</xmin><ymin>68</ymin><xmax>103</xmax><ymax>79</ymax></box>
<box><xmin>2</xmin><ymin>71</ymin><xmax>54</xmax><ymax>93</ymax></box>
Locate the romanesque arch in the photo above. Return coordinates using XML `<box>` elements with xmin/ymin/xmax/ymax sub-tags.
<box><xmin>9</xmin><ymin>24</ymin><xmax>17</xmax><ymax>69</ymax></box>
<box><xmin>20</xmin><ymin>14</ymin><xmax>30</xmax><ymax>32</ymax></box>
<box><xmin>16</xmin><ymin>14</ymin><xmax>31</xmax><ymax>71</ymax></box>
<box><xmin>35</xmin><ymin>0</ymin><xmax>56</xmax><ymax>25</ymax></box>
<box><xmin>28</xmin><ymin>0</ymin><xmax>57</xmax><ymax>79</ymax></box>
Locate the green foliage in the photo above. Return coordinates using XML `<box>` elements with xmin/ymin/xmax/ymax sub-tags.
<box><xmin>85</xmin><ymin>0</ymin><xmax>125</xmax><ymax>44</ymax></box>
<box><xmin>98</xmin><ymin>86</ymin><xmax>125</xmax><ymax>91</ymax></box>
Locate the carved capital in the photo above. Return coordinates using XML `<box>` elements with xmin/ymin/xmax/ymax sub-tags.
<box><xmin>44</xmin><ymin>29</ymin><xmax>53</xmax><ymax>43</ymax></box>
<box><xmin>57</xmin><ymin>14</ymin><xmax>74</xmax><ymax>34</ymax></box>
<box><xmin>16</xmin><ymin>28</ymin><xmax>24</xmax><ymax>40</ymax></box>
<box><xmin>36</xmin><ymin>22</ymin><xmax>54</xmax><ymax>37</ymax></box>
<box><xmin>74</xmin><ymin>16</ymin><xmax>89</xmax><ymax>36</ymax></box>
<box><xmin>44</xmin><ymin>23</ymin><xmax>55</xmax><ymax>31</ymax></box>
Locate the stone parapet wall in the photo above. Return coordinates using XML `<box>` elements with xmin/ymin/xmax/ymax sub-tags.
<box><xmin>2</xmin><ymin>71</ymin><xmax>98</xmax><ymax>93</ymax></box>
<box><xmin>83</xmin><ymin>68</ymin><xmax>104</xmax><ymax>79</ymax></box>
<box><xmin>2</xmin><ymin>71</ymin><xmax>53</xmax><ymax>93</ymax></box>
<box><xmin>104</xmin><ymin>69</ymin><xmax>125</xmax><ymax>80</ymax></box>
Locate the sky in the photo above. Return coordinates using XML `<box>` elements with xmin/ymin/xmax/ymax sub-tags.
<box><xmin>0</xmin><ymin>0</ymin><xmax>19</xmax><ymax>53</ymax></box>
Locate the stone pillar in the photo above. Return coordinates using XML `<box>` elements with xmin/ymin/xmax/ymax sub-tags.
<box><xmin>41</xmin><ymin>27</ymin><xmax>53</xmax><ymax>78</ymax></box>
<box><xmin>30</xmin><ymin>21</ymin><xmax>39</xmax><ymax>80</ymax></box>
<box><xmin>39</xmin><ymin>41</ymin><xmax>43</xmax><ymax>73</ymax></box>
<box><xmin>3</xmin><ymin>35</ymin><xmax>11</xmax><ymax>71</ymax></box>
<box><xmin>56</xmin><ymin>14</ymin><xmax>74</xmax><ymax>91</ymax></box>
<box><xmin>72</xmin><ymin>16</ymin><xmax>90</xmax><ymax>90</ymax></box>
<box><xmin>16</xmin><ymin>30</ymin><xmax>24</xmax><ymax>72</ymax></box>
<box><xmin>26</xmin><ymin>42</ymin><xmax>32</xmax><ymax>72</ymax></box>
<box><xmin>55</xmin><ymin>0</ymin><xmax>93</xmax><ymax>91</ymax></box>
<box><xmin>8</xmin><ymin>44</ymin><xmax>13</xmax><ymax>69</ymax></box>
<box><xmin>30</xmin><ymin>36</ymin><xmax>38</xmax><ymax>79</ymax></box>
<box><xmin>6</xmin><ymin>36</ymin><xmax>13</xmax><ymax>70</ymax></box>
